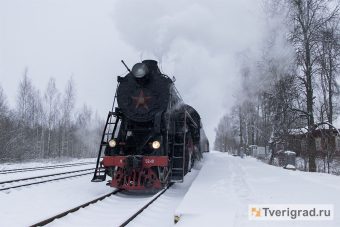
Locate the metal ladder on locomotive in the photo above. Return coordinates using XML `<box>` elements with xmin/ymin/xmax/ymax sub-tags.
<box><xmin>92</xmin><ymin>85</ymin><xmax>121</xmax><ymax>182</ymax></box>
<box><xmin>170</xmin><ymin>110</ymin><xmax>199</xmax><ymax>182</ymax></box>
<box><xmin>170</xmin><ymin>112</ymin><xmax>187</xmax><ymax>182</ymax></box>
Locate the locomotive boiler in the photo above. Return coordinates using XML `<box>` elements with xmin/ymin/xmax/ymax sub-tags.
<box><xmin>92</xmin><ymin>60</ymin><xmax>209</xmax><ymax>191</ymax></box>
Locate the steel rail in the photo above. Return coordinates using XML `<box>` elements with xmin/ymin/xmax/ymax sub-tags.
<box><xmin>0</xmin><ymin>162</ymin><xmax>95</xmax><ymax>174</ymax></box>
<box><xmin>0</xmin><ymin>172</ymin><xmax>95</xmax><ymax>191</ymax></box>
<box><xmin>119</xmin><ymin>183</ymin><xmax>174</xmax><ymax>227</ymax></box>
<box><xmin>0</xmin><ymin>168</ymin><xmax>94</xmax><ymax>185</ymax></box>
<box><xmin>28</xmin><ymin>183</ymin><xmax>173</xmax><ymax>227</ymax></box>
<box><xmin>29</xmin><ymin>189</ymin><xmax>121</xmax><ymax>227</ymax></box>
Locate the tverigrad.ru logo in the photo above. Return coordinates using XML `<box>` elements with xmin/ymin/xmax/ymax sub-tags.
<box><xmin>249</xmin><ymin>204</ymin><xmax>334</xmax><ymax>221</ymax></box>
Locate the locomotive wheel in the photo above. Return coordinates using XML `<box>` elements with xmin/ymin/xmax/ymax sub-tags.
<box><xmin>190</xmin><ymin>153</ymin><xmax>195</xmax><ymax>170</ymax></box>
<box><xmin>184</xmin><ymin>147</ymin><xmax>191</xmax><ymax>174</ymax></box>
<box><xmin>185</xmin><ymin>134</ymin><xmax>194</xmax><ymax>173</ymax></box>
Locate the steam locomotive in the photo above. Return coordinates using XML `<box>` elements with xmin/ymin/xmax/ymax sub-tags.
<box><xmin>92</xmin><ymin>60</ymin><xmax>209</xmax><ymax>191</ymax></box>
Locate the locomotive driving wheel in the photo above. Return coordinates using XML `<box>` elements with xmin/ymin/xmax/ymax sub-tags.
<box><xmin>185</xmin><ymin>134</ymin><xmax>194</xmax><ymax>173</ymax></box>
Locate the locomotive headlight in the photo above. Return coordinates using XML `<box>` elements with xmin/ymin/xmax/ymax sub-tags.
<box><xmin>132</xmin><ymin>63</ymin><xmax>149</xmax><ymax>78</ymax></box>
<box><xmin>108</xmin><ymin>139</ymin><xmax>116</xmax><ymax>148</ymax></box>
<box><xmin>152</xmin><ymin>140</ymin><xmax>161</xmax><ymax>149</ymax></box>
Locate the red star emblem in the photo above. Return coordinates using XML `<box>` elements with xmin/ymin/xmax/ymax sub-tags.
<box><xmin>131</xmin><ymin>90</ymin><xmax>152</xmax><ymax>110</ymax></box>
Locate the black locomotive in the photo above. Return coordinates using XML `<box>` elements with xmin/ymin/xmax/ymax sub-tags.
<box><xmin>92</xmin><ymin>60</ymin><xmax>209</xmax><ymax>191</ymax></box>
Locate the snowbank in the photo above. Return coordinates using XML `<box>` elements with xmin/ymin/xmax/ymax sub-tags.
<box><xmin>175</xmin><ymin>151</ymin><xmax>340</xmax><ymax>227</ymax></box>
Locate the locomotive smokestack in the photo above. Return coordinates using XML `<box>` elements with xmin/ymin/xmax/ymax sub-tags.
<box><xmin>142</xmin><ymin>60</ymin><xmax>160</xmax><ymax>74</ymax></box>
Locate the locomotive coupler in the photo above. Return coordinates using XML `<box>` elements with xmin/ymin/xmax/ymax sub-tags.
<box><xmin>125</xmin><ymin>155</ymin><xmax>143</xmax><ymax>170</ymax></box>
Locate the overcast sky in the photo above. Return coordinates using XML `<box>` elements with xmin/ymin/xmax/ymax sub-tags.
<box><xmin>0</xmin><ymin>0</ymin><xmax>266</xmax><ymax>142</ymax></box>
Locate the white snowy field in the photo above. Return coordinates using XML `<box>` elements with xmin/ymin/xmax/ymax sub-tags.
<box><xmin>175</xmin><ymin>151</ymin><xmax>340</xmax><ymax>227</ymax></box>
<box><xmin>0</xmin><ymin>161</ymin><xmax>95</xmax><ymax>182</ymax></box>
<box><xmin>0</xmin><ymin>158</ymin><xmax>200</xmax><ymax>227</ymax></box>
<box><xmin>1</xmin><ymin>153</ymin><xmax>340</xmax><ymax>227</ymax></box>
<box><xmin>0</xmin><ymin>158</ymin><xmax>96</xmax><ymax>171</ymax></box>
<box><xmin>0</xmin><ymin>175</ymin><xmax>111</xmax><ymax>227</ymax></box>
<box><xmin>0</xmin><ymin>159</ymin><xmax>111</xmax><ymax>227</ymax></box>
<box><xmin>48</xmin><ymin>165</ymin><xmax>201</xmax><ymax>227</ymax></box>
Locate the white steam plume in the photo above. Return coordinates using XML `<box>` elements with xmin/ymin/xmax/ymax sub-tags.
<box><xmin>113</xmin><ymin>0</ymin><xmax>266</xmax><ymax>142</ymax></box>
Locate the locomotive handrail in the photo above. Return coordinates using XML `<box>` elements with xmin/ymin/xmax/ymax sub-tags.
<box><xmin>170</xmin><ymin>83</ymin><xmax>184</xmax><ymax>103</ymax></box>
<box><xmin>184</xmin><ymin>110</ymin><xmax>199</xmax><ymax>129</ymax></box>
<box><xmin>92</xmin><ymin>112</ymin><xmax>112</xmax><ymax>182</ymax></box>
<box><xmin>111</xmin><ymin>82</ymin><xmax>120</xmax><ymax>112</ymax></box>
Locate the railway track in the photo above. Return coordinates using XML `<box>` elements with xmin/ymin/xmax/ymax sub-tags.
<box><xmin>29</xmin><ymin>184</ymin><xmax>173</xmax><ymax>227</ymax></box>
<box><xmin>0</xmin><ymin>168</ymin><xmax>95</xmax><ymax>192</ymax></box>
<box><xmin>119</xmin><ymin>183</ymin><xmax>174</xmax><ymax>227</ymax></box>
<box><xmin>0</xmin><ymin>161</ymin><xmax>95</xmax><ymax>175</ymax></box>
<box><xmin>29</xmin><ymin>189</ymin><xmax>121</xmax><ymax>227</ymax></box>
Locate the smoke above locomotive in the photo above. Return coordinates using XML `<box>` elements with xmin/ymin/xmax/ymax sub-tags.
<box><xmin>92</xmin><ymin>59</ymin><xmax>209</xmax><ymax>191</ymax></box>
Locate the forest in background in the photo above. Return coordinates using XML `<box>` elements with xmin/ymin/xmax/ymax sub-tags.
<box><xmin>0</xmin><ymin>70</ymin><xmax>102</xmax><ymax>163</ymax></box>
<box><xmin>214</xmin><ymin>0</ymin><xmax>340</xmax><ymax>172</ymax></box>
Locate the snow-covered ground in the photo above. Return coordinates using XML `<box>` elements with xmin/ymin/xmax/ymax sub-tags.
<box><xmin>1</xmin><ymin>153</ymin><xmax>340</xmax><ymax>227</ymax></box>
<box><xmin>0</xmin><ymin>158</ymin><xmax>96</xmax><ymax>171</ymax></box>
<box><xmin>175</xmin><ymin>151</ymin><xmax>340</xmax><ymax>227</ymax></box>
<box><xmin>48</xmin><ymin>166</ymin><xmax>201</xmax><ymax>227</ymax></box>
<box><xmin>0</xmin><ymin>162</ymin><xmax>95</xmax><ymax>182</ymax></box>
<box><xmin>0</xmin><ymin>175</ymin><xmax>111</xmax><ymax>227</ymax></box>
<box><xmin>0</xmin><ymin>159</ymin><xmax>110</xmax><ymax>227</ymax></box>
<box><xmin>0</xmin><ymin>158</ymin><xmax>201</xmax><ymax>227</ymax></box>
<box><xmin>127</xmin><ymin>163</ymin><xmax>203</xmax><ymax>227</ymax></box>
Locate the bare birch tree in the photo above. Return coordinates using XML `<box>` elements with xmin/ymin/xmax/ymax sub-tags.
<box><xmin>43</xmin><ymin>78</ymin><xmax>60</xmax><ymax>157</ymax></box>
<box><xmin>60</xmin><ymin>78</ymin><xmax>75</xmax><ymax>157</ymax></box>
<box><xmin>0</xmin><ymin>85</ymin><xmax>7</xmax><ymax>117</ymax></box>
<box><xmin>287</xmin><ymin>0</ymin><xmax>339</xmax><ymax>171</ymax></box>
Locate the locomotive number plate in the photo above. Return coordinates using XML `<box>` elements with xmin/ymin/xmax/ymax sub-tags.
<box><xmin>144</xmin><ymin>159</ymin><xmax>155</xmax><ymax>164</ymax></box>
